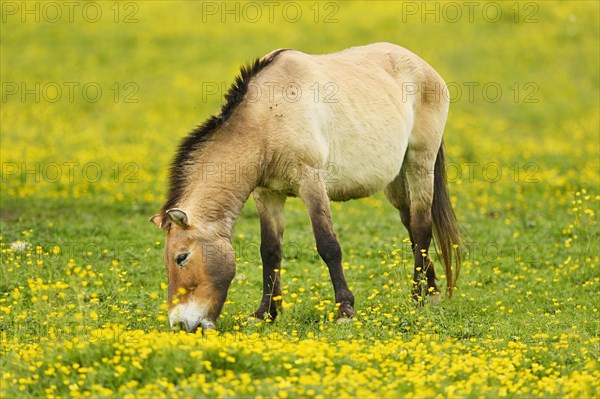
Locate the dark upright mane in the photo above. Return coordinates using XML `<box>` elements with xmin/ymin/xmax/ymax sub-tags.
<box><xmin>161</xmin><ymin>49</ymin><xmax>288</xmax><ymax>214</ymax></box>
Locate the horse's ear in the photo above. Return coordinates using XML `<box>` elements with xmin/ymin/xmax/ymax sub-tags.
<box><xmin>149</xmin><ymin>214</ymin><xmax>163</xmax><ymax>228</ymax></box>
<box><xmin>166</xmin><ymin>208</ymin><xmax>189</xmax><ymax>228</ymax></box>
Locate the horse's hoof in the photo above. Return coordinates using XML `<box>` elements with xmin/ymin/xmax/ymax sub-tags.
<box><xmin>412</xmin><ymin>292</ymin><xmax>425</xmax><ymax>306</ymax></box>
<box><xmin>428</xmin><ymin>294</ymin><xmax>442</xmax><ymax>306</ymax></box>
<box><xmin>337</xmin><ymin>302</ymin><xmax>356</xmax><ymax>320</ymax></box>
<box><xmin>412</xmin><ymin>284</ymin><xmax>440</xmax><ymax>306</ymax></box>
<box><xmin>249</xmin><ymin>310</ymin><xmax>276</xmax><ymax>322</ymax></box>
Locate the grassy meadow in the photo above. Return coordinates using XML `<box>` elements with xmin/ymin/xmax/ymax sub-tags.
<box><xmin>1</xmin><ymin>1</ymin><xmax>599</xmax><ymax>397</ymax></box>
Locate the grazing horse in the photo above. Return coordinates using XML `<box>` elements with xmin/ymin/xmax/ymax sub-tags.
<box><xmin>150</xmin><ymin>43</ymin><xmax>460</xmax><ymax>333</ymax></box>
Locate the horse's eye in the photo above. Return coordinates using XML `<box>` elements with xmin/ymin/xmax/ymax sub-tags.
<box><xmin>176</xmin><ymin>253</ymin><xmax>190</xmax><ymax>267</ymax></box>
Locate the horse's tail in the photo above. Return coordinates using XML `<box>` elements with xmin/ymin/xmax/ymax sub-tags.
<box><xmin>432</xmin><ymin>141</ymin><xmax>461</xmax><ymax>297</ymax></box>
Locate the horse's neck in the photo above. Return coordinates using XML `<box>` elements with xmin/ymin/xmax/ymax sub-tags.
<box><xmin>179</xmin><ymin>152</ymin><xmax>259</xmax><ymax>236</ymax></box>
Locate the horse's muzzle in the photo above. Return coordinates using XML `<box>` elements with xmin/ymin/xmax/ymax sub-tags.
<box><xmin>169</xmin><ymin>302</ymin><xmax>215</xmax><ymax>333</ymax></box>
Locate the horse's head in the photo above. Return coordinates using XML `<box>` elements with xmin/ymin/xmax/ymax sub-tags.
<box><xmin>150</xmin><ymin>208</ymin><xmax>235</xmax><ymax>333</ymax></box>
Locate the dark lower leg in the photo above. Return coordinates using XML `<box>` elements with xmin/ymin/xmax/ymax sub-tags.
<box><xmin>301</xmin><ymin>182</ymin><xmax>355</xmax><ymax>319</ymax></box>
<box><xmin>411</xmin><ymin>210</ymin><xmax>439</xmax><ymax>302</ymax></box>
<box><xmin>253</xmin><ymin>191</ymin><xmax>285</xmax><ymax>320</ymax></box>
<box><xmin>399</xmin><ymin>205</ymin><xmax>414</xmax><ymax>244</ymax></box>
<box><xmin>253</xmin><ymin>237</ymin><xmax>283</xmax><ymax>320</ymax></box>
<box><xmin>313</xmin><ymin>222</ymin><xmax>355</xmax><ymax>318</ymax></box>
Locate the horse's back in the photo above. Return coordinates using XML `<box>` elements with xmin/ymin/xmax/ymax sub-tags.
<box><xmin>252</xmin><ymin>43</ymin><xmax>448</xmax><ymax>200</ymax></box>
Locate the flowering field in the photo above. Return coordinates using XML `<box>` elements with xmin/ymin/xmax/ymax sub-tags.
<box><xmin>1</xmin><ymin>1</ymin><xmax>599</xmax><ymax>398</ymax></box>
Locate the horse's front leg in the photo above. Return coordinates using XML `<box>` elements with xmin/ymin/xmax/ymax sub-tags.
<box><xmin>298</xmin><ymin>177</ymin><xmax>356</xmax><ymax>320</ymax></box>
<box><xmin>252</xmin><ymin>188</ymin><xmax>286</xmax><ymax>321</ymax></box>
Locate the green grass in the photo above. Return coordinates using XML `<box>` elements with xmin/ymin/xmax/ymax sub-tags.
<box><xmin>1</xmin><ymin>1</ymin><xmax>599</xmax><ymax>397</ymax></box>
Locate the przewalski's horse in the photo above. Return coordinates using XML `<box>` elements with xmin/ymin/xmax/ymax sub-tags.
<box><xmin>150</xmin><ymin>43</ymin><xmax>460</xmax><ymax>333</ymax></box>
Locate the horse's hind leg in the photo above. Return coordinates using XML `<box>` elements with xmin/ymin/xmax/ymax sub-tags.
<box><xmin>387</xmin><ymin>148</ymin><xmax>440</xmax><ymax>302</ymax></box>
<box><xmin>407</xmin><ymin>149</ymin><xmax>439</xmax><ymax>301</ymax></box>
<box><xmin>252</xmin><ymin>188</ymin><xmax>286</xmax><ymax>320</ymax></box>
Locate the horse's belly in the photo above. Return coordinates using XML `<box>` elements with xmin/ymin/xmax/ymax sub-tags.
<box><xmin>324</xmin><ymin>126</ymin><xmax>409</xmax><ymax>201</ymax></box>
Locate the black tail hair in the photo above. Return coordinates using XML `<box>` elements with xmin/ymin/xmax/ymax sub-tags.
<box><xmin>431</xmin><ymin>141</ymin><xmax>461</xmax><ymax>297</ymax></box>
